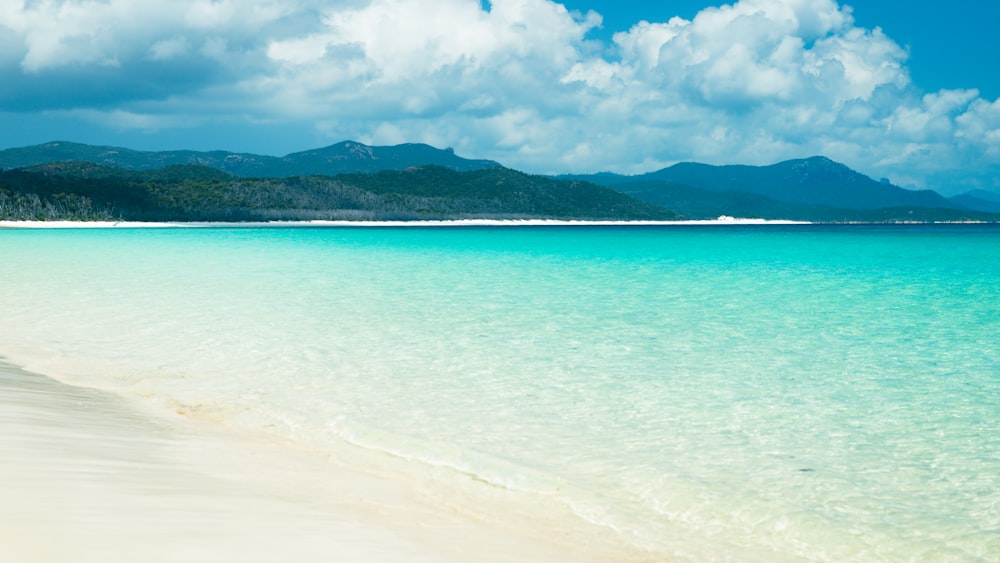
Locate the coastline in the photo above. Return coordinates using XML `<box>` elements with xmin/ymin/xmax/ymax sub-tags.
<box><xmin>0</xmin><ymin>217</ymin><xmax>808</xmax><ymax>228</ymax></box>
<box><xmin>0</xmin><ymin>359</ymin><xmax>655</xmax><ymax>563</ymax></box>
<box><xmin>0</xmin><ymin>221</ymin><xmax>669</xmax><ymax>561</ymax></box>
<box><xmin>4</xmin><ymin>223</ymin><xmax>998</xmax><ymax>560</ymax></box>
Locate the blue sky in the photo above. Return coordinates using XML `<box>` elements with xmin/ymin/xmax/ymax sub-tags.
<box><xmin>1</xmin><ymin>0</ymin><xmax>998</xmax><ymax>194</ymax></box>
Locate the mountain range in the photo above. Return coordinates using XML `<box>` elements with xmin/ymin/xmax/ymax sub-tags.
<box><xmin>0</xmin><ymin>140</ymin><xmax>500</xmax><ymax>177</ymax></box>
<box><xmin>561</xmin><ymin>156</ymin><xmax>1000</xmax><ymax>219</ymax></box>
<box><xmin>1</xmin><ymin>140</ymin><xmax>998</xmax><ymax>222</ymax></box>
<box><xmin>0</xmin><ymin>160</ymin><xmax>673</xmax><ymax>222</ymax></box>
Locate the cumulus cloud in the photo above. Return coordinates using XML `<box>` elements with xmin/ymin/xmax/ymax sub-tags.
<box><xmin>0</xmin><ymin>0</ymin><xmax>997</xmax><ymax>192</ymax></box>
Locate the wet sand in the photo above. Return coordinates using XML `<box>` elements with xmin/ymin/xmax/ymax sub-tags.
<box><xmin>0</xmin><ymin>361</ymin><xmax>634</xmax><ymax>562</ymax></box>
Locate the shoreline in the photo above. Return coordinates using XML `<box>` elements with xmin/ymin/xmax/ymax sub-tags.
<box><xmin>0</xmin><ymin>217</ymin><xmax>808</xmax><ymax>228</ymax></box>
<box><xmin>0</xmin><ymin>359</ymin><xmax>656</xmax><ymax>562</ymax></box>
<box><xmin>3</xmin><ymin>218</ymin><xmax>995</xmax><ymax>229</ymax></box>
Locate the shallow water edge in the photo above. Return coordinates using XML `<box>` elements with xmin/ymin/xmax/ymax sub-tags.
<box><xmin>0</xmin><ymin>359</ymin><xmax>657</xmax><ymax>563</ymax></box>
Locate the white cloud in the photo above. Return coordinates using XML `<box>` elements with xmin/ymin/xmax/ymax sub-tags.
<box><xmin>956</xmin><ymin>96</ymin><xmax>1000</xmax><ymax>150</ymax></box>
<box><xmin>4</xmin><ymin>0</ymin><xmax>330</xmax><ymax>72</ymax></box>
<box><xmin>149</xmin><ymin>37</ymin><xmax>190</xmax><ymax>61</ymax></box>
<box><xmin>0</xmin><ymin>0</ymin><xmax>997</xmax><ymax>193</ymax></box>
<box><xmin>11</xmin><ymin>1</ymin><xmax>168</xmax><ymax>71</ymax></box>
<box><xmin>57</xmin><ymin>108</ymin><xmax>201</xmax><ymax>132</ymax></box>
<box><xmin>882</xmin><ymin>89</ymin><xmax>977</xmax><ymax>141</ymax></box>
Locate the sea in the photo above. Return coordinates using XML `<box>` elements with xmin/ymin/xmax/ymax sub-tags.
<box><xmin>1</xmin><ymin>223</ymin><xmax>998</xmax><ymax>561</ymax></box>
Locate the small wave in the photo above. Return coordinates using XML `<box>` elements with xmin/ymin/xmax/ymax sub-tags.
<box><xmin>324</xmin><ymin>417</ymin><xmax>564</xmax><ymax>494</ymax></box>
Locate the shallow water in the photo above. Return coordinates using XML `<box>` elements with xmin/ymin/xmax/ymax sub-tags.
<box><xmin>0</xmin><ymin>361</ymin><xmax>608</xmax><ymax>563</ymax></box>
<box><xmin>2</xmin><ymin>224</ymin><xmax>998</xmax><ymax>561</ymax></box>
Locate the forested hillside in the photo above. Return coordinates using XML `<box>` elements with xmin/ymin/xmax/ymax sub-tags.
<box><xmin>563</xmin><ymin>156</ymin><xmax>1000</xmax><ymax>222</ymax></box>
<box><xmin>0</xmin><ymin>162</ymin><xmax>676</xmax><ymax>222</ymax></box>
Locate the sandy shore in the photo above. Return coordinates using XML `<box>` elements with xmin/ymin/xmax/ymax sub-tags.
<box><xmin>0</xmin><ymin>361</ymin><xmax>644</xmax><ymax>563</ymax></box>
<box><xmin>0</xmin><ymin>217</ymin><xmax>807</xmax><ymax>229</ymax></box>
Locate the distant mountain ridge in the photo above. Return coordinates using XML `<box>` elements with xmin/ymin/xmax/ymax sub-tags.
<box><xmin>563</xmin><ymin>156</ymin><xmax>999</xmax><ymax>218</ymax></box>
<box><xmin>653</xmin><ymin>157</ymin><xmax>956</xmax><ymax>210</ymax></box>
<box><xmin>0</xmin><ymin>140</ymin><xmax>501</xmax><ymax>177</ymax></box>
<box><xmin>568</xmin><ymin>156</ymin><xmax>955</xmax><ymax>210</ymax></box>
<box><xmin>949</xmin><ymin>191</ymin><xmax>1000</xmax><ymax>213</ymax></box>
<box><xmin>2</xmin><ymin>141</ymin><xmax>998</xmax><ymax>222</ymax></box>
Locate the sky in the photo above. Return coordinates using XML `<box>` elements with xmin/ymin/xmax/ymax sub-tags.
<box><xmin>1</xmin><ymin>0</ymin><xmax>998</xmax><ymax>195</ymax></box>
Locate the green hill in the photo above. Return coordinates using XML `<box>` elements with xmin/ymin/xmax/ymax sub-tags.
<box><xmin>613</xmin><ymin>179</ymin><xmax>1000</xmax><ymax>222</ymax></box>
<box><xmin>563</xmin><ymin>157</ymin><xmax>1000</xmax><ymax>222</ymax></box>
<box><xmin>645</xmin><ymin>157</ymin><xmax>957</xmax><ymax>210</ymax></box>
<box><xmin>0</xmin><ymin>162</ymin><xmax>677</xmax><ymax>222</ymax></box>
<box><xmin>5</xmin><ymin>141</ymin><xmax>997</xmax><ymax>223</ymax></box>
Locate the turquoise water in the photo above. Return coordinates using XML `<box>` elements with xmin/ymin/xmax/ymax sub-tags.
<box><xmin>1</xmin><ymin>225</ymin><xmax>998</xmax><ymax>560</ymax></box>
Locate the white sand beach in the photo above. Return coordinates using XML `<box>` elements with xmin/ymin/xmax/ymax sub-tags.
<box><xmin>0</xmin><ymin>362</ymin><xmax>644</xmax><ymax>563</ymax></box>
<box><xmin>0</xmin><ymin>217</ymin><xmax>808</xmax><ymax>229</ymax></box>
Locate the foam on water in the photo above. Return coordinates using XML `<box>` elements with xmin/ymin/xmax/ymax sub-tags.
<box><xmin>2</xmin><ymin>224</ymin><xmax>998</xmax><ymax>561</ymax></box>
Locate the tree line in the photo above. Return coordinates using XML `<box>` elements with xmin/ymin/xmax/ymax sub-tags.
<box><xmin>0</xmin><ymin>162</ymin><xmax>678</xmax><ymax>222</ymax></box>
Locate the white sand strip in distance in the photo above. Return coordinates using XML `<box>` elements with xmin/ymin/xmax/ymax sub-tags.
<box><xmin>0</xmin><ymin>217</ymin><xmax>807</xmax><ymax>229</ymax></box>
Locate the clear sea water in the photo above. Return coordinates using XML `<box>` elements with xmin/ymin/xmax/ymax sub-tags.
<box><xmin>1</xmin><ymin>224</ymin><xmax>998</xmax><ymax>561</ymax></box>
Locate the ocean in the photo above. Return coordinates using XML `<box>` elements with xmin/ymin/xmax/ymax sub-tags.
<box><xmin>1</xmin><ymin>224</ymin><xmax>997</xmax><ymax>561</ymax></box>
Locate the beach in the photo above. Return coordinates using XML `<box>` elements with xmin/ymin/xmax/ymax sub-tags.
<box><xmin>2</xmin><ymin>224</ymin><xmax>997</xmax><ymax>562</ymax></box>
<box><xmin>0</xmin><ymin>218</ymin><xmax>808</xmax><ymax>229</ymax></box>
<box><xmin>0</xmin><ymin>361</ymin><xmax>643</xmax><ymax>563</ymax></box>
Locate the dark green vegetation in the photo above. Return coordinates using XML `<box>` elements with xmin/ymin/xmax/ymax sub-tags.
<box><xmin>2</xmin><ymin>141</ymin><xmax>998</xmax><ymax>223</ymax></box>
<box><xmin>563</xmin><ymin>156</ymin><xmax>1000</xmax><ymax>222</ymax></box>
<box><xmin>0</xmin><ymin>162</ymin><xmax>676</xmax><ymax>222</ymax></box>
